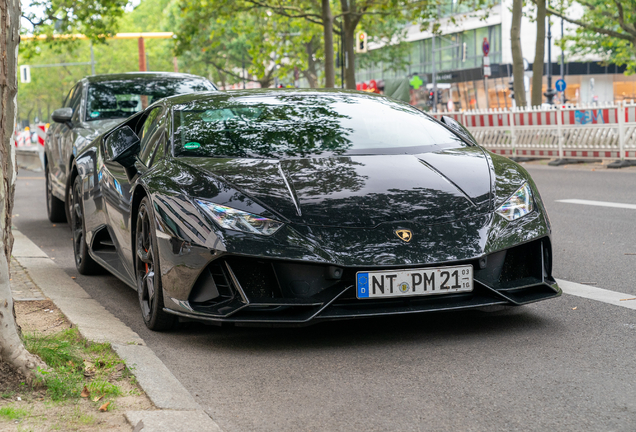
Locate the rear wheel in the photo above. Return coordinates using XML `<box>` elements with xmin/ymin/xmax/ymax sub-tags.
<box><xmin>46</xmin><ymin>165</ymin><xmax>67</xmax><ymax>223</ymax></box>
<box><xmin>136</xmin><ymin>197</ymin><xmax>175</xmax><ymax>331</ymax></box>
<box><xmin>71</xmin><ymin>176</ymin><xmax>101</xmax><ymax>275</ymax></box>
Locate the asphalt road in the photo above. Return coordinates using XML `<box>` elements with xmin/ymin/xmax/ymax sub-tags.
<box><xmin>13</xmin><ymin>163</ymin><xmax>636</xmax><ymax>431</ymax></box>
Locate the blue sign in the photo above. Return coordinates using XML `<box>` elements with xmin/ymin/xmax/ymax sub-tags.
<box><xmin>555</xmin><ymin>79</ymin><xmax>566</xmax><ymax>92</ymax></box>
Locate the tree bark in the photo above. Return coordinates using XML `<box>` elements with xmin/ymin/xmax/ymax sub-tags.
<box><xmin>0</xmin><ymin>0</ymin><xmax>46</xmax><ymax>380</ymax></box>
<box><xmin>340</xmin><ymin>0</ymin><xmax>361</xmax><ymax>89</ymax></box>
<box><xmin>321</xmin><ymin>0</ymin><xmax>335</xmax><ymax>88</ymax></box>
<box><xmin>511</xmin><ymin>0</ymin><xmax>527</xmax><ymax>107</ymax></box>
<box><xmin>303</xmin><ymin>37</ymin><xmax>319</xmax><ymax>88</ymax></box>
<box><xmin>531</xmin><ymin>0</ymin><xmax>546</xmax><ymax>107</ymax></box>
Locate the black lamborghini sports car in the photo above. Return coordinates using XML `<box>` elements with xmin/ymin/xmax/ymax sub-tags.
<box><xmin>70</xmin><ymin>89</ymin><xmax>560</xmax><ymax>330</ymax></box>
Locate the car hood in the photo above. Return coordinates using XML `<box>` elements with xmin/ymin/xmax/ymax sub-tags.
<box><xmin>75</xmin><ymin>118</ymin><xmax>127</xmax><ymax>151</ymax></box>
<box><xmin>178</xmin><ymin>146</ymin><xmax>494</xmax><ymax>228</ymax></box>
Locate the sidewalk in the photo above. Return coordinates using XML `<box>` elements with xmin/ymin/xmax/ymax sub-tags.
<box><xmin>11</xmin><ymin>228</ymin><xmax>223</xmax><ymax>432</ymax></box>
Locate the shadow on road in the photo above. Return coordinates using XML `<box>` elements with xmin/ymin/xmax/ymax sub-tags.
<box><xmin>166</xmin><ymin>307</ymin><xmax>557</xmax><ymax>353</ymax></box>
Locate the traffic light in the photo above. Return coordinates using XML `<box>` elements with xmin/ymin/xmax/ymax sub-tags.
<box><xmin>355</xmin><ymin>31</ymin><xmax>368</xmax><ymax>54</ymax></box>
<box><xmin>508</xmin><ymin>81</ymin><xmax>514</xmax><ymax>100</ymax></box>
<box><xmin>427</xmin><ymin>90</ymin><xmax>435</xmax><ymax>106</ymax></box>
<box><xmin>437</xmin><ymin>89</ymin><xmax>443</xmax><ymax>103</ymax></box>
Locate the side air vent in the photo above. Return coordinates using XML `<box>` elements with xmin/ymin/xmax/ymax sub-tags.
<box><xmin>92</xmin><ymin>227</ymin><xmax>116</xmax><ymax>252</ymax></box>
<box><xmin>189</xmin><ymin>261</ymin><xmax>234</xmax><ymax>306</ymax></box>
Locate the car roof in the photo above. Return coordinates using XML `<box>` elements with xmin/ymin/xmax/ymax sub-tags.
<box><xmin>83</xmin><ymin>72</ymin><xmax>210</xmax><ymax>84</ymax></box>
<box><xmin>164</xmin><ymin>88</ymin><xmax>386</xmax><ymax>106</ymax></box>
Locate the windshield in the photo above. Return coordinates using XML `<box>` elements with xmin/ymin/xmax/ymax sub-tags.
<box><xmin>85</xmin><ymin>78</ymin><xmax>215</xmax><ymax>122</ymax></box>
<box><xmin>172</xmin><ymin>93</ymin><xmax>465</xmax><ymax>158</ymax></box>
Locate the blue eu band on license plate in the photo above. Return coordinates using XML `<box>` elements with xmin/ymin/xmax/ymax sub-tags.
<box><xmin>356</xmin><ymin>265</ymin><xmax>473</xmax><ymax>299</ymax></box>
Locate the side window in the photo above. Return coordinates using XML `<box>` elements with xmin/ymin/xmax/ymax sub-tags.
<box><xmin>63</xmin><ymin>85</ymin><xmax>76</xmax><ymax>108</ymax></box>
<box><xmin>138</xmin><ymin>107</ymin><xmax>164</xmax><ymax>166</ymax></box>
<box><xmin>69</xmin><ymin>84</ymin><xmax>84</xmax><ymax>120</ymax></box>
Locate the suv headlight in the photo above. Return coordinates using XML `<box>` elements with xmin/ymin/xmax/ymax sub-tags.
<box><xmin>196</xmin><ymin>200</ymin><xmax>283</xmax><ymax>235</ymax></box>
<box><xmin>496</xmin><ymin>182</ymin><xmax>534</xmax><ymax>221</ymax></box>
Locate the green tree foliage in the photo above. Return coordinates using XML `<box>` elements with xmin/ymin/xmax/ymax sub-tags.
<box><xmin>22</xmin><ymin>0</ymin><xmax>129</xmax><ymax>42</ymax></box>
<box><xmin>548</xmin><ymin>0</ymin><xmax>636</xmax><ymax>74</ymax></box>
<box><xmin>171</xmin><ymin>0</ymin><xmax>327</xmax><ymax>87</ymax></box>
<box><xmin>18</xmin><ymin>0</ymin><xmax>177</xmax><ymax>123</ymax></box>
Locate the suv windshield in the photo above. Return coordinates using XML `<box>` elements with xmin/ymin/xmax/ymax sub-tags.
<box><xmin>172</xmin><ymin>93</ymin><xmax>465</xmax><ymax>158</ymax></box>
<box><xmin>85</xmin><ymin>78</ymin><xmax>215</xmax><ymax>121</ymax></box>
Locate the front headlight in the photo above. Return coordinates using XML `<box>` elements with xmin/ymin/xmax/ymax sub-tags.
<box><xmin>496</xmin><ymin>182</ymin><xmax>534</xmax><ymax>221</ymax></box>
<box><xmin>196</xmin><ymin>200</ymin><xmax>283</xmax><ymax>235</ymax></box>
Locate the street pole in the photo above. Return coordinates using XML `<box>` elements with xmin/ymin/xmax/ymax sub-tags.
<box><xmin>432</xmin><ymin>34</ymin><xmax>437</xmax><ymax>112</ymax></box>
<box><xmin>90</xmin><ymin>43</ymin><xmax>95</xmax><ymax>75</ymax></box>
<box><xmin>340</xmin><ymin>27</ymin><xmax>344</xmax><ymax>88</ymax></box>
<box><xmin>242</xmin><ymin>54</ymin><xmax>246</xmax><ymax>89</ymax></box>
<box><xmin>561</xmin><ymin>16</ymin><xmax>565</xmax><ymax>104</ymax></box>
<box><xmin>138</xmin><ymin>37</ymin><xmax>146</xmax><ymax>71</ymax></box>
<box><xmin>545</xmin><ymin>12</ymin><xmax>556</xmax><ymax>104</ymax></box>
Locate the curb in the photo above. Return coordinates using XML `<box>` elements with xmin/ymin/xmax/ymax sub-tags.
<box><xmin>12</xmin><ymin>228</ymin><xmax>222</xmax><ymax>431</ymax></box>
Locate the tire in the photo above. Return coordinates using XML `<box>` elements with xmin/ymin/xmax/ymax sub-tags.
<box><xmin>46</xmin><ymin>165</ymin><xmax>67</xmax><ymax>223</ymax></box>
<box><xmin>71</xmin><ymin>176</ymin><xmax>101</xmax><ymax>275</ymax></box>
<box><xmin>135</xmin><ymin>197</ymin><xmax>175</xmax><ymax>331</ymax></box>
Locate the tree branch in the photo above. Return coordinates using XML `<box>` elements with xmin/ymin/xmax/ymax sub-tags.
<box><xmin>244</xmin><ymin>0</ymin><xmax>322</xmax><ymax>21</ymax></box>
<box><xmin>546</xmin><ymin>7</ymin><xmax>633</xmax><ymax>41</ymax></box>
<box><xmin>206</xmin><ymin>60</ymin><xmax>261</xmax><ymax>83</ymax></box>
<box><xmin>613</xmin><ymin>0</ymin><xmax>636</xmax><ymax>38</ymax></box>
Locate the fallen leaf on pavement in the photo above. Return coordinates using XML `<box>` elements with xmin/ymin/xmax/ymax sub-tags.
<box><xmin>115</xmin><ymin>363</ymin><xmax>126</xmax><ymax>371</ymax></box>
<box><xmin>99</xmin><ymin>402</ymin><xmax>110</xmax><ymax>412</ymax></box>
<box><xmin>81</xmin><ymin>386</ymin><xmax>90</xmax><ymax>398</ymax></box>
<box><xmin>620</xmin><ymin>298</ymin><xmax>636</xmax><ymax>301</ymax></box>
<box><xmin>572</xmin><ymin>307</ymin><xmax>577</xmax><ymax>310</ymax></box>
<box><xmin>93</xmin><ymin>395</ymin><xmax>103</xmax><ymax>402</ymax></box>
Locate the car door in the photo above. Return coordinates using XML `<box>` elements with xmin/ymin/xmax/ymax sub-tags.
<box><xmin>48</xmin><ymin>85</ymin><xmax>78</xmax><ymax>199</ymax></box>
<box><xmin>58</xmin><ymin>82</ymin><xmax>84</xmax><ymax>197</ymax></box>
<box><xmin>101</xmin><ymin>105</ymin><xmax>165</xmax><ymax>280</ymax></box>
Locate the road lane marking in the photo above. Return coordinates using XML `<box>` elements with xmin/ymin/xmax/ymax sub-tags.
<box><xmin>556</xmin><ymin>199</ymin><xmax>636</xmax><ymax>210</ymax></box>
<box><xmin>557</xmin><ymin>279</ymin><xmax>636</xmax><ymax>311</ymax></box>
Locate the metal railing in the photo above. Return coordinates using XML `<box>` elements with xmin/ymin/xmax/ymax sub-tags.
<box><xmin>432</xmin><ymin>102</ymin><xmax>636</xmax><ymax>161</ymax></box>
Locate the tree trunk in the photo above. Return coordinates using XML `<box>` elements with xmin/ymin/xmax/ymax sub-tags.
<box><xmin>531</xmin><ymin>0</ymin><xmax>546</xmax><ymax>107</ymax></box>
<box><xmin>321</xmin><ymin>0</ymin><xmax>335</xmax><ymax>88</ymax></box>
<box><xmin>340</xmin><ymin>0</ymin><xmax>360</xmax><ymax>89</ymax></box>
<box><xmin>303</xmin><ymin>37</ymin><xmax>319</xmax><ymax>88</ymax></box>
<box><xmin>511</xmin><ymin>0</ymin><xmax>527</xmax><ymax>107</ymax></box>
<box><xmin>0</xmin><ymin>0</ymin><xmax>46</xmax><ymax>380</ymax></box>
<box><xmin>258</xmin><ymin>67</ymin><xmax>275</xmax><ymax>89</ymax></box>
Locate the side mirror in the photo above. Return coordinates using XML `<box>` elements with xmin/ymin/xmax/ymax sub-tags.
<box><xmin>52</xmin><ymin>107</ymin><xmax>73</xmax><ymax>124</ymax></box>
<box><xmin>441</xmin><ymin>115</ymin><xmax>478</xmax><ymax>146</ymax></box>
<box><xmin>106</xmin><ymin>126</ymin><xmax>140</xmax><ymax>169</ymax></box>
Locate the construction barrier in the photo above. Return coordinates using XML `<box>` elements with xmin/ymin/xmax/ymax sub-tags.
<box><xmin>432</xmin><ymin>102</ymin><xmax>636</xmax><ymax>161</ymax></box>
<box><xmin>15</xmin><ymin>146</ymin><xmax>44</xmax><ymax>172</ymax></box>
<box><xmin>13</xmin><ymin>123</ymin><xmax>47</xmax><ymax>171</ymax></box>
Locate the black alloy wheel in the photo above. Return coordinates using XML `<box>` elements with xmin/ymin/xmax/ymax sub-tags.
<box><xmin>46</xmin><ymin>165</ymin><xmax>67</xmax><ymax>223</ymax></box>
<box><xmin>135</xmin><ymin>197</ymin><xmax>175</xmax><ymax>331</ymax></box>
<box><xmin>71</xmin><ymin>176</ymin><xmax>101</xmax><ymax>274</ymax></box>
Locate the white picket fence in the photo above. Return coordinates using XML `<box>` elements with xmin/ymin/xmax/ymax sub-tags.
<box><xmin>432</xmin><ymin>102</ymin><xmax>636</xmax><ymax>161</ymax></box>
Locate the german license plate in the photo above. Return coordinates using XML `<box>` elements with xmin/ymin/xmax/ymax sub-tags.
<box><xmin>356</xmin><ymin>265</ymin><xmax>473</xmax><ymax>299</ymax></box>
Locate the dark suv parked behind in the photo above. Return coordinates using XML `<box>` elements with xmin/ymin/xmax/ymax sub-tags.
<box><xmin>45</xmin><ymin>72</ymin><xmax>216</xmax><ymax>222</ymax></box>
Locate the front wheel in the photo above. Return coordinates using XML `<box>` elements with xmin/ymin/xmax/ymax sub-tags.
<box><xmin>136</xmin><ymin>197</ymin><xmax>175</xmax><ymax>331</ymax></box>
<box><xmin>71</xmin><ymin>176</ymin><xmax>101</xmax><ymax>275</ymax></box>
<box><xmin>46</xmin><ymin>165</ymin><xmax>67</xmax><ymax>223</ymax></box>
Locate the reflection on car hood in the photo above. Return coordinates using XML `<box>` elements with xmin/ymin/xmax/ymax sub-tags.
<box><xmin>85</xmin><ymin>118</ymin><xmax>127</xmax><ymax>134</ymax></box>
<box><xmin>76</xmin><ymin>119</ymin><xmax>128</xmax><ymax>152</ymax></box>
<box><xmin>180</xmin><ymin>146</ymin><xmax>493</xmax><ymax>228</ymax></box>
